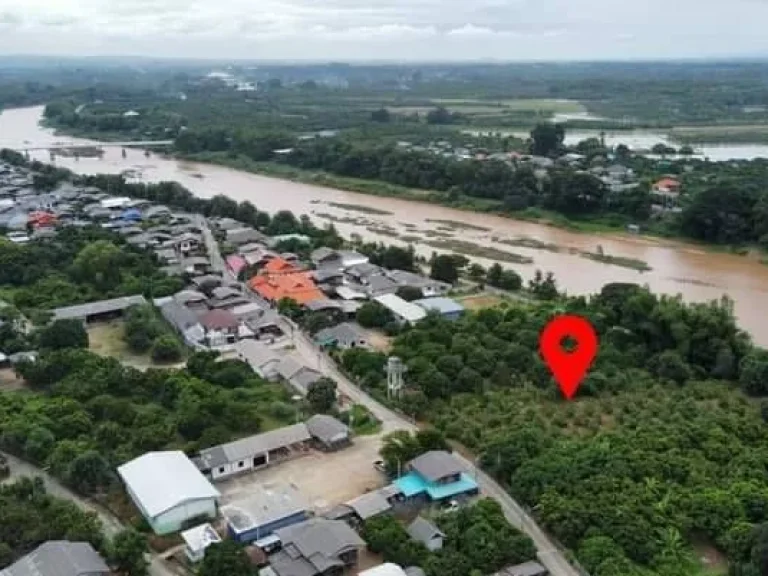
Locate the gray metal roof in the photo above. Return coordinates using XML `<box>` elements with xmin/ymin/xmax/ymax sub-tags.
<box><xmin>273</xmin><ymin>519</ymin><xmax>364</xmax><ymax>576</ymax></box>
<box><xmin>306</xmin><ymin>415</ymin><xmax>349</xmax><ymax>445</ymax></box>
<box><xmin>0</xmin><ymin>541</ymin><xmax>110</xmax><ymax>576</ymax></box>
<box><xmin>407</xmin><ymin>517</ymin><xmax>444</xmax><ymax>545</ymax></box>
<box><xmin>221</xmin><ymin>483</ymin><xmax>308</xmax><ymax>534</ymax></box>
<box><xmin>345</xmin><ymin>490</ymin><xmax>391</xmax><ymax>520</ymax></box>
<box><xmin>408</xmin><ymin>451</ymin><xmax>463</xmax><ymax>482</ymax></box>
<box><xmin>160</xmin><ymin>300</ymin><xmax>201</xmax><ymax>332</ymax></box>
<box><xmin>311</xmin><ymin>247</ymin><xmax>337</xmax><ymax>263</ymax></box>
<box><xmin>304</xmin><ymin>298</ymin><xmax>342</xmax><ymax>312</ymax></box>
<box><xmin>235</xmin><ymin>339</ymin><xmax>283</xmax><ymax>370</ymax></box>
<box><xmin>314</xmin><ymin>323</ymin><xmax>366</xmax><ymax>347</ymax></box>
<box><xmin>276</xmin><ymin>355</ymin><xmax>307</xmax><ymax>381</ymax></box>
<box><xmin>490</xmin><ymin>561</ymin><xmax>548</xmax><ymax>576</ymax></box>
<box><xmin>289</xmin><ymin>369</ymin><xmax>324</xmax><ymax>395</ymax></box>
<box><xmin>197</xmin><ymin>423</ymin><xmax>311</xmax><ymax>469</ymax></box>
<box><xmin>52</xmin><ymin>295</ymin><xmax>147</xmax><ymax>321</ymax></box>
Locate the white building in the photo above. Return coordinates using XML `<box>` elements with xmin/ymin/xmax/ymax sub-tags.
<box><xmin>117</xmin><ymin>451</ymin><xmax>221</xmax><ymax>535</ymax></box>
<box><xmin>373</xmin><ymin>294</ymin><xmax>427</xmax><ymax>325</ymax></box>
<box><xmin>181</xmin><ymin>523</ymin><xmax>222</xmax><ymax>562</ymax></box>
<box><xmin>360</xmin><ymin>564</ymin><xmax>409</xmax><ymax>576</ymax></box>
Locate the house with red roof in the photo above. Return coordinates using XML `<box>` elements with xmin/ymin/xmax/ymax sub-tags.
<box><xmin>652</xmin><ymin>177</ymin><xmax>681</xmax><ymax>197</ymax></box>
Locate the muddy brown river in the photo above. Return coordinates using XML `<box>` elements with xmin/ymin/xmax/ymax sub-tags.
<box><xmin>3</xmin><ymin>105</ymin><xmax>768</xmax><ymax>346</ymax></box>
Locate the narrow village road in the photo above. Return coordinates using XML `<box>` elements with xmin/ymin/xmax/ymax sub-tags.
<box><xmin>1</xmin><ymin>452</ymin><xmax>180</xmax><ymax>576</ymax></box>
<box><xmin>200</xmin><ymin>219</ymin><xmax>585</xmax><ymax>576</ymax></box>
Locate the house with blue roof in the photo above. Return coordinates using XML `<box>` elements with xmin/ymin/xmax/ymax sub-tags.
<box><xmin>413</xmin><ymin>297</ymin><xmax>465</xmax><ymax>321</ymax></box>
<box><xmin>394</xmin><ymin>451</ymin><xmax>479</xmax><ymax>503</ymax></box>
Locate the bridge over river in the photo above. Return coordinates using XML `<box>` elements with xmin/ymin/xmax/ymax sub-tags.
<box><xmin>17</xmin><ymin>140</ymin><xmax>174</xmax><ymax>151</ymax></box>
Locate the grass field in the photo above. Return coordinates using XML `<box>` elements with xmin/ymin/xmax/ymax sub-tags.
<box><xmin>87</xmin><ymin>320</ymin><xmax>183</xmax><ymax>370</ymax></box>
<box><xmin>456</xmin><ymin>293</ymin><xmax>509</xmax><ymax>310</ymax></box>
<box><xmin>434</xmin><ymin>98</ymin><xmax>586</xmax><ymax>113</ymax></box>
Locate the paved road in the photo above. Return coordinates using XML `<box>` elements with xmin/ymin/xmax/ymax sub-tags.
<box><xmin>200</xmin><ymin>218</ymin><xmax>584</xmax><ymax>576</ymax></box>
<box><xmin>1</xmin><ymin>452</ymin><xmax>179</xmax><ymax>576</ymax></box>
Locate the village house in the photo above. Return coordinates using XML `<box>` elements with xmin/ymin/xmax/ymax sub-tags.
<box><xmin>0</xmin><ymin>541</ymin><xmax>111</xmax><ymax>576</ymax></box>
<box><xmin>199</xmin><ymin>309</ymin><xmax>240</xmax><ymax>346</ymax></box>
<box><xmin>314</xmin><ymin>322</ymin><xmax>369</xmax><ymax>349</ymax></box>
<box><xmin>269</xmin><ymin>518</ymin><xmax>365</xmax><ymax>576</ymax></box>
<box><xmin>407</xmin><ymin>517</ymin><xmax>445</xmax><ymax>551</ymax></box>
<box><xmin>394</xmin><ymin>451</ymin><xmax>479</xmax><ymax>504</ymax></box>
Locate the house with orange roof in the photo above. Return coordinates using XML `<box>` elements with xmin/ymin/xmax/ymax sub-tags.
<box><xmin>249</xmin><ymin>271</ymin><xmax>324</xmax><ymax>305</ymax></box>
<box><xmin>261</xmin><ymin>257</ymin><xmax>299</xmax><ymax>275</ymax></box>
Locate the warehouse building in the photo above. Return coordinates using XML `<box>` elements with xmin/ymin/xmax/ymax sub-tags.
<box><xmin>51</xmin><ymin>295</ymin><xmax>147</xmax><ymax>323</ymax></box>
<box><xmin>373</xmin><ymin>294</ymin><xmax>427</xmax><ymax>325</ymax></box>
<box><xmin>117</xmin><ymin>451</ymin><xmax>221</xmax><ymax>535</ymax></box>
<box><xmin>195</xmin><ymin>423</ymin><xmax>312</xmax><ymax>481</ymax></box>
<box><xmin>221</xmin><ymin>482</ymin><xmax>309</xmax><ymax>543</ymax></box>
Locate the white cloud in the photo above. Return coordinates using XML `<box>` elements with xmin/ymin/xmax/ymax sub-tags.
<box><xmin>0</xmin><ymin>0</ymin><xmax>765</xmax><ymax>60</ymax></box>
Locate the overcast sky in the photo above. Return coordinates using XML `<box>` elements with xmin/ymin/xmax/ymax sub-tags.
<box><xmin>0</xmin><ymin>0</ymin><xmax>766</xmax><ymax>61</ymax></box>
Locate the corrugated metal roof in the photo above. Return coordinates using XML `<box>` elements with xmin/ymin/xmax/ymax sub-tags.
<box><xmin>117</xmin><ymin>451</ymin><xmax>220</xmax><ymax>518</ymax></box>
<box><xmin>413</xmin><ymin>297</ymin><xmax>465</xmax><ymax>315</ymax></box>
<box><xmin>0</xmin><ymin>541</ymin><xmax>110</xmax><ymax>576</ymax></box>
<box><xmin>373</xmin><ymin>294</ymin><xmax>427</xmax><ymax>323</ymax></box>
<box><xmin>52</xmin><ymin>295</ymin><xmax>147</xmax><ymax>320</ymax></box>
<box><xmin>197</xmin><ymin>424</ymin><xmax>311</xmax><ymax>469</ymax></box>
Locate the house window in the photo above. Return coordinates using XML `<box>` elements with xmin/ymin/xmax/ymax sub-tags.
<box><xmin>218</xmin><ymin>467</ymin><xmax>225</xmax><ymax>474</ymax></box>
<box><xmin>238</xmin><ymin>461</ymin><xmax>244</xmax><ymax>468</ymax></box>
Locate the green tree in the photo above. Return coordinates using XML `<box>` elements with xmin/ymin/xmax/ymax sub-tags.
<box><xmin>199</xmin><ymin>541</ymin><xmax>253</xmax><ymax>576</ymax></box>
<box><xmin>356</xmin><ymin>302</ymin><xmax>393</xmax><ymax>328</ymax></box>
<box><xmin>39</xmin><ymin>319</ymin><xmax>89</xmax><ymax>351</ymax></box>
<box><xmin>530</xmin><ymin>123</ymin><xmax>565</xmax><ymax>156</ymax></box>
<box><xmin>430</xmin><ymin>254</ymin><xmax>467</xmax><ymax>284</ymax></box>
<box><xmin>151</xmin><ymin>335</ymin><xmax>183</xmax><ymax>363</ymax></box>
<box><xmin>307</xmin><ymin>377</ymin><xmax>337</xmax><ymax>413</ymax></box>
<box><xmin>396</xmin><ymin>285</ymin><xmax>424</xmax><ymax>302</ymax></box>
<box><xmin>740</xmin><ymin>350</ymin><xmax>768</xmax><ymax>395</ymax></box>
<box><xmin>109</xmin><ymin>529</ymin><xmax>149</xmax><ymax>576</ymax></box>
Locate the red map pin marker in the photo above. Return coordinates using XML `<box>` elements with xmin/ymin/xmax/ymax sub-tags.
<box><xmin>539</xmin><ymin>314</ymin><xmax>598</xmax><ymax>400</ymax></box>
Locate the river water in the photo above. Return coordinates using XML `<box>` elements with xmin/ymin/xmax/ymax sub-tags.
<box><xmin>3</xmin><ymin>105</ymin><xmax>768</xmax><ymax>346</ymax></box>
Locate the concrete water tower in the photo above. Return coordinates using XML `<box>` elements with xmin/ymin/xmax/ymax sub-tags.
<box><xmin>387</xmin><ymin>356</ymin><xmax>406</xmax><ymax>399</ymax></box>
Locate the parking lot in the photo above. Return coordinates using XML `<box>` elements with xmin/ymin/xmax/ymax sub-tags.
<box><xmin>216</xmin><ymin>433</ymin><xmax>387</xmax><ymax>512</ymax></box>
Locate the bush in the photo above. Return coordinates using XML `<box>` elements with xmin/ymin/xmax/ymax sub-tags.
<box><xmin>150</xmin><ymin>335</ymin><xmax>183</xmax><ymax>363</ymax></box>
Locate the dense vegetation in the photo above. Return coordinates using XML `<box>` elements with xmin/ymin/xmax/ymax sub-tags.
<box><xmin>0</xmin><ymin>349</ymin><xmax>294</xmax><ymax>497</ymax></box>
<box><xmin>0</xmin><ymin>477</ymin><xmax>148</xmax><ymax>575</ymax></box>
<box><xmin>0</xmin><ymin>227</ymin><xmax>183</xmax><ymax>323</ymax></box>
<box><xmin>341</xmin><ymin>283</ymin><xmax>768</xmax><ymax>575</ymax></box>
<box><xmin>0</xmin><ymin>477</ymin><xmax>105</xmax><ymax>567</ymax></box>
<box><xmin>33</xmin><ymin>59</ymin><xmax>768</xmax><ymax>132</ymax></box>
<box><xmin>362</xmin><ymin>499</ymin><xmax>537</xmax><ymax>576</ymax></box>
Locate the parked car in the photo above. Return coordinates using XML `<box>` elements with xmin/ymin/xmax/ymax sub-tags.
<box><xmin>373</xmin><ymin>460</ymin><xmax>387</xmax><ymax>474</ymax></box>
<box><xmin>6</xmin><ymin>231</ymin><xmax>30</xmax><ymax>244</ymax></box>
<box><xmin>441</xmin><ymin>499</ymin><xmax>460</xmax><ymax>513</ymax></box>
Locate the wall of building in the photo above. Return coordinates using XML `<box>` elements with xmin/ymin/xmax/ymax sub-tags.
<box><xmin>229</xmin><ymin>510</ymin><xmax>309</xmax><ymax>544</ymax></box>
<box><xmin>149</xmin><ymin>499</ymin><xmax>218</xmax><ymax>535</ymax></box>
<box><xmin>210</xmin><ymin>452</ymin><xmax>270</xmax><ymax>481</ymax></box>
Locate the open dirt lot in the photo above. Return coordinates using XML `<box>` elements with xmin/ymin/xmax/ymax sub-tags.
<box><xmin>0</xmin><ymin>368</ymin><xmax>25</xmax><ymax>391</ymax></box>
<box><xmin>217</xmin><ymin>434</ymin><xmax>387</xmax><ymax>512</ymax></box>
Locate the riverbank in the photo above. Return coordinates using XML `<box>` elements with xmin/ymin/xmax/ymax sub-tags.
<box><xmin>179</xmin><ymin>151</ymin><xmax>766</xmax><ymax>260</ymax></box>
